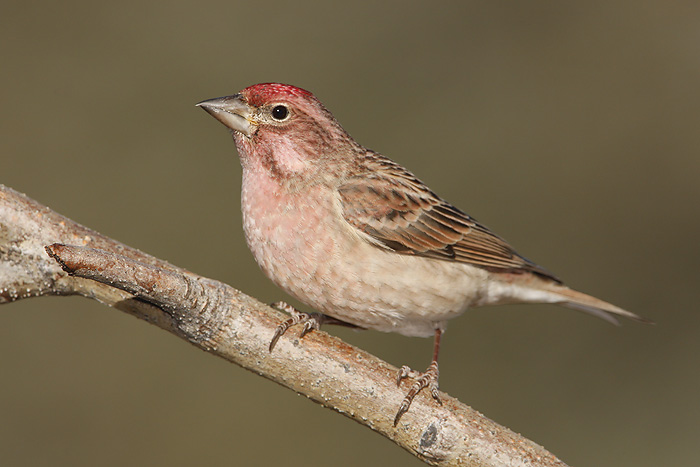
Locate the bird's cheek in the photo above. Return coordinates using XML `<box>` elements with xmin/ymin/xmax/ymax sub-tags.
<box><xmin>265</xmin><ymin>138</ymin><xmax>310</xmax><ymax>175</ymax></box>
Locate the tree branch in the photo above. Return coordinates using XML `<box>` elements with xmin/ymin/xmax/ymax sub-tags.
<box><xmin>0</xmin><ymin>184</ymin><xmax>569</xmax><ymax>467</ymax></box>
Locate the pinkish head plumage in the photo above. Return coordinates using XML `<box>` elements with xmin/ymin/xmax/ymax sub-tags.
<box><xmin>226</xmin><ymin>83</ymin><xmax>357</xmax><ymax>174</ymax></box>
<box><xmin>241</xmin><ymin>83</ymin><xmax>314</xmax><ymax>108</ymax></box>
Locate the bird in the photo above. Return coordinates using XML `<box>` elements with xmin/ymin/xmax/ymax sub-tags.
<box><xmin>196</xmin><ymin>83</ymin><xmax>649</xmax><ymax>425</ymax></box>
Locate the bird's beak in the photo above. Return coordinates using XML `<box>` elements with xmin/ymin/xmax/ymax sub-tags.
<box><xmin>196</xmin><ymin>94</ymin><xmax>256</xmax><ymax>137</ymax></box>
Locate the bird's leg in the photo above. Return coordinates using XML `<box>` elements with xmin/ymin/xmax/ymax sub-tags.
<box><xmin>394</xmin><ymin>328</ymin><xmax>443</xmax><ymax>425</ymax></box>
<box><xmin>268</xmin><ymin>301</ymin><xmax>362</xmax><ymax>352</ymax></box>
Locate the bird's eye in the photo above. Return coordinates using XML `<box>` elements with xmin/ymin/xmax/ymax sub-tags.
<box><xmin>271</xmin><ymin>105</ymin><xmax>289</xmax><ymax>121</ymax></box>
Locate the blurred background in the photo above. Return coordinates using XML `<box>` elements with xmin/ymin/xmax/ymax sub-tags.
<box><xmin>1</xmin><ymin>1</ymin><xmax>698</xmax><ymax>466</ymax></box>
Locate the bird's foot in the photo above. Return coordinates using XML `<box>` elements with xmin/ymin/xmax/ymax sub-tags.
<box><xmin>268</xmin><ymin>301</ymin><xmax>325</xmax><ymax>352</ymax></box>
<box><xmin>394</xmin><ymin>361</ymin><xmax>441</xmax><ymax>425</ymax></box>
<box><xmin>268</xmin><ymin>302</ymin><xmax>365</xmax><ymax>351</ymax></box>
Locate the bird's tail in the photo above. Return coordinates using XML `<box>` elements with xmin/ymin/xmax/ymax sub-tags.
<box><xmin>536</xmin><ymin>281</ymin><xmax>652</xmax><ymax>325</ymax></box>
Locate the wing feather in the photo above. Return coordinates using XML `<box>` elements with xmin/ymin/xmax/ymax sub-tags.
<box><xmin>339</xmin><ymin>153</ymin><xmax>560</xmax><ymax>282</ymax></box>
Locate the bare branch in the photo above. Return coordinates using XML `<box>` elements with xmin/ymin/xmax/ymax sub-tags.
<box><xmin>0</xmin><ymin>184</ymin><xmax>569</xmax><ymax>467</ymax></box>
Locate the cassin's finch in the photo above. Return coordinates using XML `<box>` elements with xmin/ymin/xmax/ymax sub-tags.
<box><xmin>197</xmin><ymin>83</ymin><xmax>648</xmax><ymax>425</ymax></box>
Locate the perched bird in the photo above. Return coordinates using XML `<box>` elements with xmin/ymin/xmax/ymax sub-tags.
<box><xmin>197</xmin><ymin>83</ymin><xmax>648</xmax><ymax>425</ymax></box>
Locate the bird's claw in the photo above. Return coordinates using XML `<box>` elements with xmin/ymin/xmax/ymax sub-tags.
<box><xmin>268</xmin><ymin>301</ymin><xmax>322</xmax><ymax>352</ymax></box>
<box><xmin>394</xmin><ymin>361</ymin><xmax>441</xmax><ymax>426</ymax></box>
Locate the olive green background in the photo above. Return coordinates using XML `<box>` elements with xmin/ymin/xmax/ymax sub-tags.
<box><xmin>1</xmin><ymin>2</ymin><xmax>698</xmax><ymax>466</ymax></box>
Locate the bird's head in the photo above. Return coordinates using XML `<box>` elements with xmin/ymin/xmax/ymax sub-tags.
<box><xmin>198</xmin><ymin>83</ymin><xmax>356</xmax><ymax>178</ymax></box>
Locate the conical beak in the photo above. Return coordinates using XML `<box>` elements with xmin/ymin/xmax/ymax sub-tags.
<box><xmin>196</xmin><ymin>94</ymin><xmax>255</xmax><ymax>137</ymax></box>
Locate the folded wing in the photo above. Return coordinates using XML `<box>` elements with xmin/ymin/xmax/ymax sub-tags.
<box><xmin>338</xmin><ymin>153</ymin><xmax>560</xmax><ymax>283</ymax></box>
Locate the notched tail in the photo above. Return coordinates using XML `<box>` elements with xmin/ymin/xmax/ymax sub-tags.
<box><xmin>544</xmin><ymin>283</ymin><xmax>654</xmax><ymax>325</ymax></box>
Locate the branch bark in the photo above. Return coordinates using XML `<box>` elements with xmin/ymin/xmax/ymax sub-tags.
<box><xmin>0</xmin><ymin>184</ymin><xmax>569</xmax><ymax>467</ymax></box>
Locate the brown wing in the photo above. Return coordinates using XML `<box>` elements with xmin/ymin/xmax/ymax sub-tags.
<box><xmin>338</xmin><ymin>155</ymin><xmax>561</xmax><ymax>282</ymax></box>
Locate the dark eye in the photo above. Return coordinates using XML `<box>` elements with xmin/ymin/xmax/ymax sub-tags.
<box><xmin>271</xmin><ymin>105</ymin><xmax>289</xmax><ymax>121</ymax></box>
